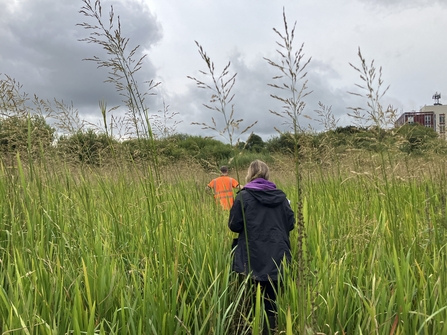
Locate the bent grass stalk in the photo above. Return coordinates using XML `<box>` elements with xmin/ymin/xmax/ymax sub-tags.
<box><xmin>78</xmin><ymin>0</ymin><xmax>161</xmax><ymax>182</ymax></box>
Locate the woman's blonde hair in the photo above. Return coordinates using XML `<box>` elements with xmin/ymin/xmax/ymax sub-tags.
<box><xmin>245</xmin><ymin>160</ymin><xmax>270</xmax><ymax>183</ymax></box>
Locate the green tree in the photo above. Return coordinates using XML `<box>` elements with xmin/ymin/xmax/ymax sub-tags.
<box><xmin>245</xmin><ymin>133</ymin><xmax>265</xmax><ymax>153</ymax></box>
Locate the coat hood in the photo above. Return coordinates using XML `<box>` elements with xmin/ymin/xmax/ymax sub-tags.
<box><xmin>244</xmin><ymin>178</ymin><xmax>276</xmax><ymax>191</ymax></box>
<box><xmin>243</xmin><ymin>187</ymin><xmax>287</xmax><ymax>207</ymax></box>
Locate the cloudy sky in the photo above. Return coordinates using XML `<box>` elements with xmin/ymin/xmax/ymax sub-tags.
<box><xmin>1</xmin><ymin>0</ymin><xmax>446</xmax><ymax>142</ymax></box>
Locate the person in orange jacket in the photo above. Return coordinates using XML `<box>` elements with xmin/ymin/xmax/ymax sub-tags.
<box><xmin>207</xmin><ymin>166</ymin><xmax>240</xmax><ymax>210</ymax></box>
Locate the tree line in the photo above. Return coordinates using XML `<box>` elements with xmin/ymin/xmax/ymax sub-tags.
<box><xmin>0</xmin><ymin>114</ymin><xmax>443</xmax><ymax>168</ymax></box>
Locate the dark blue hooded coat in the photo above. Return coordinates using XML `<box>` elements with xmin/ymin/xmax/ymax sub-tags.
<box><xmin>228</xmin><ymin>178</ymin><xmax>295</xmax><ymax>281</ymax></box>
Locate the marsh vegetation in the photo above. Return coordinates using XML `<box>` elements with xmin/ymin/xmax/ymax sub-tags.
<box><xmin>1</xmin><ymin>1</ymin><xmax>447</xmax><ymax>334</ymax></box>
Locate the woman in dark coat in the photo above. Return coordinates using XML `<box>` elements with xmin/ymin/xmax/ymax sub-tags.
<box><xmin>229</xmin><ymin>160</ymin><xmax>295</xmax><ymax>334</ymax></box>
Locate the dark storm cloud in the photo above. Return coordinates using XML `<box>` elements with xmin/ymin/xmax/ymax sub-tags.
<box><xmin>0</xmin><ymin>0</ymin><xmax>162</xmax><ymax>115</ymax></box>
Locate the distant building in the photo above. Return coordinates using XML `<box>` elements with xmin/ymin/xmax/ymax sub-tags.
<box><xmin>395</xmin><ymin>93</ymin><xmax>447</xmax><ymax>139</ymax></box>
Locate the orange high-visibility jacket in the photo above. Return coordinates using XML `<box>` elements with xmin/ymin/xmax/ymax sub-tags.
<box><xmin>208</xmin><ymin>176</ymin><xmax>239</xmax><ymax>210</ymax></box>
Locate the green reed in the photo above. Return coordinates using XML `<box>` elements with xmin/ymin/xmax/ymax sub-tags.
<box><xmin>283</xmin><ymin>155</ymin><xmax>447</xmax><ymax>334</ymax></box>
<box><xmin>2</xmin><ymin>153</ymin><xmax>447</xmax><ymax>334</ymax></box>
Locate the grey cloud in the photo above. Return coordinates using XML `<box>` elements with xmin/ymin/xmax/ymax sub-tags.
<box><xmin>5</xmin><ymin>0</ymin><xmax>427</xmax><ymax>142</ymax></box>
<box><xmin>0</xmin><ymin>0</ymin><xmax>162</xmax><ymax>117</ymax></box>
<box><xmin>169</xmin><ymin>51</ymin><xmax>356</xmax><ymax>142</ymax></box>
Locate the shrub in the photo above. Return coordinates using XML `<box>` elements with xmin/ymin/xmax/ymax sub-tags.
<box><xmin>0</xmin><ymin>114</ymin><xmax>55</xmax><ymax>155</ymax></box>
<box><xmin>57</xmin><ymin>129</ymin><xmax>114</xmax><ymax>165</ymax></box>
<box><xmin>266</xmin><ymin>132</ymin><xmax>296</xmax><ymax>154</ymax></box>
<box><xmin>176</xmin><ymin>135</ymin><xmax>233</xmax><ymax>168</ymax></box>
<box><xmin>396</xmin><ymin>123</ymin><xmax>439</xmax><ymax>154</ymax></box>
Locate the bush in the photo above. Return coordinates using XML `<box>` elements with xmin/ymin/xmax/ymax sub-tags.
<box><xmin>0</xmin><ymin>114</ymin><xmax>55</xmax><ymax>155</ymax></box>
<box><xmin>123</xmin><ymin>134</ymin><xmax>234</xmax><ymax>168</ymax></box>
<box><xmin>396</xmin><ymin>123</ymin><xmax>439</xmax><ymax>154</ymax></box>
<box><xmin>266</xmin><ymin>132</ymin><xmax>296</xmax><ymax>154</ymax></box>
<box><xmin>176</xmin><ymin>135</ymin><xmax>233</xmax><ymax>168</ymax></box>
<box><xmin>57</xmin><ymin>129</ymin><xmax>114</xmax><ymax>165</ymax></box>
<box><xmin>121</xmin><ymin>138</ymin><xmax>157</xmax><ymax>162</ymax></box>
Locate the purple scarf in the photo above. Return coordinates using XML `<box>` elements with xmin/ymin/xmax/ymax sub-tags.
<box><xmin>244</xmin><ymin>178</ymin><xmax>277</xmax><ymax>191</ymax></box>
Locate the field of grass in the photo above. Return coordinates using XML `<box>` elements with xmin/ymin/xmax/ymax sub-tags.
<box><xmin>1</xmin><ymin>152</ymin><xmax>447</xmax><ymax>334</ymax></box>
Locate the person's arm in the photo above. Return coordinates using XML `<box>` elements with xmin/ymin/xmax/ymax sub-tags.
<box><xmin>228</xmin><ymin>194</ymin><xmax>244</xmax><ymax>233</ymax></box>
<box><xmin>231</xmin><ymin>178</ymin><xmax>241</xmax><ymax>190</ymax></box>
<box><xmin>206</xmin><ymin>180</ymin><xmax>215</xmax><ymax>195</ymax></box>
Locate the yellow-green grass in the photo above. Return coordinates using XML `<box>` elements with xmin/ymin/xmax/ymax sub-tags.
<box><xmin>1</xmin><ymin>153</ymin><xmax>447</xmax><ymax>334</ymax></box>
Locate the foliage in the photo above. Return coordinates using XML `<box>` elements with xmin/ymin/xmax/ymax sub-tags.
<box><xmin>123</xmin><ymin>134</ymin><xmax>234</xmax><ymax>168</ymax></box>
<box><xmin>323</xmin><ymin>126</ymin><xmax>384</xmax><ymax>151</ymax></box>
<box><xmin>334</xmin><ymin>125</ymin><xmax>366</xmax><ymax>135</ymax></box>
<box><xmin>0</xmin><ymin>117</ymin><xmax>435</xmax><ymax>165</ymax></box>
<box><xmin>171</xmin><ymin>134</ymin><xmax>233</xmax><ymax>168</ymax></box>
<box><xmin>0</xmin><ymin>114</ymin><xmax>55</xmax><ymax>155</ymax></box>
<box><xmin>3</xmin><ymin>155</ymin><xmax>447</xmax><ymax>334</ymax></box>
<box><xmin>0</xmin><ymin>74</ymin><xmax>58</xmax><ymax>160</ymax></box>
<box><xmin>238</xmin><ymin>133</ymin><xmax>266</xmax><ymax>153</ymax></box>
<box><xmin>312</xmin><ymin>101</ymin><xmax>339</xmax><ymax>132</ymax></box>
<box><xmin>266</xmin><ymin>132</ymin><xmax>296</xmax><ymax>154</ymax></box>
<box><xmin>78</xmin><ymin>0</ymin><xmax>160</xmax><ymax>140</ymax></box>
<box><xmin>121</xmin><ymin>138</ymin><xmax>153</xmax><ymax>162</ymax></box>
<box><xmin>0</xmin><ymin>75</ymin><xmax>28</xmax><ymax>116</ymax></box>
<box><xmin>230</xmin><ymin>152</ymin><xmax>274</xmax><ymax>171</ymax></box>
<box><xmin>396</xmin><ymin>123</ymin><xmax>439</xmax><ymax>154</ymax></box>
<box><xmin>313</xmin><ymin>124</ymin><xmax>442</xmax><ymax>155</ymax></box>
<box><xmin>57</xmin><ymin>128</ymin><xmax>114</xmax><ymax>165</ymax></box>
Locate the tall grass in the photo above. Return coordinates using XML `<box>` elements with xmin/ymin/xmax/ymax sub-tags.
<box><xmin>2</xmin><ymin>2</ymin><xmax>447</xmax><ymax>334</ymax></box>
<box><xmin>78</xmin><ymin>0</ymin><xmax>161</xmax><ymax>182</ymax></box>
<box><xmin>265</xmin><ymin>8</ymin><xmax>313</xmax><ymax>333</ymax></box>
<box><xmin>0</xmin><ymin>158</ymin><xmax>243</xmax><ymax>334</ymax></box>
<box><xmin>2</xmin><ymin>153</ymin><xmax>447</xmax><ymax>334</ymax></box>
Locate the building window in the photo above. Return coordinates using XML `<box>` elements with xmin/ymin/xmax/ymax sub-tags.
<box><xmin>407</xmin><ymin>116</ymin><xmax>414</xmax><ymax>124</ymax></box>
<box><xmin>440</xmin><ymin>114</ymin><xmax>445</xmax><ymax>124</ymax></box>
<box><xmin>425</xmin><ymin>115</ymin><xmax>432</xmax><ymax>125</ymax></box>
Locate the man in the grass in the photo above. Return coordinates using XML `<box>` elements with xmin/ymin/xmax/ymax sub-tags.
<box><xmin>207</xmin><ymin>166</ymin><xmax>240</xmax><ymax>210</ymax></box>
